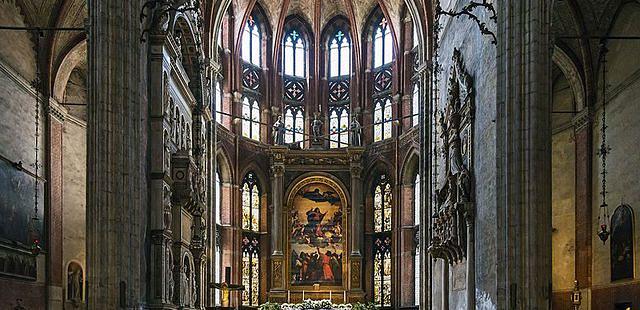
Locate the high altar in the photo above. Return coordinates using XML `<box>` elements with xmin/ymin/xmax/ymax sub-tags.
<box><xmin>267</xmin><ymin>146</ymin><xmax>366</xmax><ymax>303</ymax></box>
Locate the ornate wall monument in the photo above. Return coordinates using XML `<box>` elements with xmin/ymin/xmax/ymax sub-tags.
<box><xmin>429</xmin><ymin>48</ymin><xmax>475</xmax><ymax>310</ymax></box>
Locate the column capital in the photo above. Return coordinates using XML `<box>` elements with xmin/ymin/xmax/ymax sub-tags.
<box><xmin>47</xmin><ymin>99</ymin><xmax>67</xmax><ymax>123</ymax></box>
<box><xmin>573</xmin><ymin>107</ymin><xmax>593</xmax><ymax>132</ymax></box>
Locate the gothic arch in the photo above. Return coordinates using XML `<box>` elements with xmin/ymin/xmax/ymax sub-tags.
<box><xmin>363</xmin><ymin>159</ymin><xmax>395</xmax><ymax>192</ymax></box>
<box><xmin>362</xmin><ymin>5</ymin><xmax>398</xmax><ymax>70</ymax></box>
<box><xmin>400</xmin><ymin>147</ymin><xmax>420</xmax><ymax>185</ymax></box>
<box><xmin>52</xmin><ymin>39</ymin><xmax>86</xmax><ymax>102</ymax></box>
<box><xmin>284</xmin><ymin>172</ymin><xmax>351</xmax><ymax>208</ymax></box>
<box><xmin>552</xmin><ymin>45</ymin><xmax>586</xmax><ymax>111</ymax></box>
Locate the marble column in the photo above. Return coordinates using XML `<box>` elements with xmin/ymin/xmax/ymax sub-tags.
<box><xmin>86</xmin><ymin>0</ymin><xmax>147</xmax><ymax>308</ymax></box>
<box><xmin>269</xmin><ymin>146</ymin><xmax>287</xmax><ymax>290</ymax></box>
<box><xmin>348</xmin><ymin>147</ymin><xmax>364</xmax><ymax>293</ymax></box>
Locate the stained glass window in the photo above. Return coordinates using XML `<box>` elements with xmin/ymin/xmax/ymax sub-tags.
<box><xmin>242</xmin><ymin>98</ymin><xmax>260</xmax><ymax>141</ymax></box>
<box><xmin>242</xmin><ymin>15</ymin><xmax>261</xmax><ymax>66</ymax></box>
<box><xmin>373</xmin><ymin>174</ymin><xmax>392</xmax><ymax>306</ymax></box>
<box><xmin>241</xmin><ymin>172</ymin><xmax>260</xmax><ymax>306</ymax></box>
<box><xmin>283</xmin><ymin>30</ymin><xmax>306</xmax><ymax>77</ymax></box>
<box><xmin>241</xmin><ymin>172</ymin><xmax>260</xmax><ymax>231</ymax></box>
<box><xmin>329</xmin><ymin>30</ymin><xmax>351</xmax><ymax>77</ymax></box>
<box><xmin>373</xmin><ymin>235</ymin><xmax>392</xmax><ymax>307</ymax></box>
<box><xmin>242</xmin><ymin>234</ymin><xmax>260</xmax><ymax>306</ymax></box>
<box><xmin>373</xmin><ymin>18</ymin><xmax>393</xmax><ymax>68</ymax></box>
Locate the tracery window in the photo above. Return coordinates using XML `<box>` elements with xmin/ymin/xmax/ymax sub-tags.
<box><xmin>373</xmin><ymin>97</ymin><xmax>392</xmax><ymax>142</ymax></box>
<box><xmin>329</xmin><ymin>30</ymin><xmax>350</xmax><ymax>77</ymax></box>
<box><xmin>329</xmin><ymin>106</ymin><xmax>349</xmax><ymax>148</ymax></box>
<box><xmin>242</xmin><ymin>97</ymin><xmax>260</xmax><ymax>141</ymax></box>
<box><xmin>242</xmin><ymin>15</ymin><xmax>261</xmax><ymax>66</ymax></box>
<box><xmin>371</xmin><ymin>16</ymin><xmax>393</xmax><ymax>142</ymax></box>
<box><xmin>373</xmin><ymin>18</ymin><xmax>393</xmax><ymax>68</ymax></box>
<box><xmin>241</xmin><ymin>172</ymin><xmax>260</xmax><ymax>306</ymax></box>
<box><xmin>283</xmin><ymin>30</ymin><xmax>306</xmax><ymax>77</ymax></box>
<box><xmin>328</xmin><ymin>29</ymin><xmax>351</xmax><ymax>148</ymax></box>
<box><xmin>373</xmin><ymin>174</ymin><xmax>392</xmax><ymax>307</ymax></box>
<box><xmin>284</xmin><ymin>106</ymin><xmax>304</xmax><ymax>144</ymax></box>
<box><xmin>282</xmin><ymin>29</ymin><xmax>307</xmax><ymax>146</ymax></box>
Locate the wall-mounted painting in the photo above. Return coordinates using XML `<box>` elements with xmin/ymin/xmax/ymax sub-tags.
<box><xmin>610</xmin><ymin>204</ymin><xmax>634</xmax><ymax>281</ymax></box>
<box><xmin>288</xmin><ymin>177</ymin><xmax>346</xmax><ymax>287</ymax></box>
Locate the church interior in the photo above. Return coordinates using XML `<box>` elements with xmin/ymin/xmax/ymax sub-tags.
<box><xmin>0</xmin><ymin>0</ymin><xmax>639</xmax><ymax>309</ymax></box>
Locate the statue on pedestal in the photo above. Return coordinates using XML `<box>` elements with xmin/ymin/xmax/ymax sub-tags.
<box><xmin>350</xmin><ymin>116</ymin><xmax>361</xmax><ymax>146</ymax></box>
<box><xmin>312</xmin><ymin>114</ymin><xmax>323</xmax><ymax>142</ymax></box>
<box><xmin>273</xmin><ymin>115</ymin><xmax>286</xmax><ymax>145</ymax></box>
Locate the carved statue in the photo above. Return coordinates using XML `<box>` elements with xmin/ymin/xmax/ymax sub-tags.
<box><xmin>272</xmin><ymin>115</ymin><xmax>285</xmax><ymax>145</ymax></box>
<box><xmin>68</xmin><ymin>267</ymin><xmax>82</xmax><ymax>302</ymax></box>
<box><xmin>166</xmin><ymin>246</ymin><xmax>174</xmax><ymax>302</ymax></box>
<box><xmin>180</xmin><ymin>264</ymin><xmax>188</xmax><ymax>304</ymax></box>
<box><xmin>163</xmin><ymin>186</ymin><xmax>172</xmax><ymax>230</ymax></box>
<box><xmin>312</xmin><ymin>114</ymin><xmax>323</xmax><ymax>142</ymax></box>
<box><xmin>350</xmin><ymin>116</ymin><xmax>362</xmax><ymax>146</ymax></box>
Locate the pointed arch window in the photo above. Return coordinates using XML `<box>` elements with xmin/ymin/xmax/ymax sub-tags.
<box><xmin>284</xmin><ymin>106</ymin><xmax>304</xmax><ymax>144</ymax></box>
<box><xmin>242</xmin><ymin>97</ymin><xmax>260</xmax><ymax>141</ymax></box>
<box><xmin>283</xmin><ymin>30</ymin><xmax>306</xmax><ymax>77</ymax></box>
<box><xmin>329</xmin><ymin>106</ymin><xmax>349</xmax><ymax>148</ymax></box>
<box><xmin>329</xmin><ymin>30</ymin><xmax>351</xmax><ymax>77</ymax></box>
<box><xmin>373</xmin><ymin>174</ymin><xmax>392</xmax><ymax>307</ymax></box>
<box><xmin>373</xmin><ymin>18</ymin><xmax>393</xmax><ymax>68</ymax></box>
<box><xmin>241</xmin><ymin>172</ymin><xmax>260</xmax><ymax>306</ymax></box>
<box><xmin>242</xmin><ymin>15</ymin><xmax>261</xmax><ymax>66</ymax></box>
<box><xmin>373</xmin><ymin>97</ymin><xmax>392</xmax><ymax>142</ymax></box>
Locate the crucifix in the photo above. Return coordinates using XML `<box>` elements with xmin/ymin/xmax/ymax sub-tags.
<box><xmin>210</xmin><ymin>267</ymin><xmax>244</xmax><ymax>308</ymax></box>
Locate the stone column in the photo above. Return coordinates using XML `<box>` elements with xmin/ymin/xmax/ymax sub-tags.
<box><xmin>86</xmin><ymin>0</ymin><xmax>147</xmax><ymax>308</ymax></box>
<box><xmin>573</xmin><ymin>108</ymin><xmax>593</xmax><ymax>288</ymax></box>
<box><xmin>269</xmin><ymin>146</ymin><xmax>287</xmax><ymax>290</ymax></box>
<box><xmin>46</xmin><ymin>102</ymin><xmax>66</xmax><ymax>309</ymax></box>
<box><xmin>495</xmin><ymin>0</ymin><xmax>552</xmax><ymax>308</ymax></box>
<box><xmin>348</xmin><ymin>147</ymin><xmax>365</xmax><ymax>294</ymax></box>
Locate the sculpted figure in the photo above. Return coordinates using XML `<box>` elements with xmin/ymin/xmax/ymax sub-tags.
<box><xmin>350</xmin><ymin>116</ymin><xmax>361</xmax><ymax>146</ymax></box>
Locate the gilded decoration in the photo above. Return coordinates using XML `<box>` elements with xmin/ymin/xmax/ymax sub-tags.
<box><xmin>286</xmin><ymin>176</ymin><xmax>348</xmax><ymax>290</ymax></box>
<box><xmin>428</xmin><ymin>48</ymin><xmax>475</xmax><ymax>265</ymax></box>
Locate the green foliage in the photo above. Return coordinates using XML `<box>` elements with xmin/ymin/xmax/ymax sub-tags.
<box><xmin>259</xmin><ymin>302</ymin><xmax>281</xmax><ymax>310</ymax></box>
<box><xmin>351</xmin><ymin>302</ymin><xmax>378</xmax><ymax>310</ymax></box>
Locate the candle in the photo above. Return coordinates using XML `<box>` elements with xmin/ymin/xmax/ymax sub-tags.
<box><xmin>329</xmin><ymin>291</ymin><xmax>332</xmax><ymax>302</ymax></box>
<box><xmin>302</xmin><ymin>290</ymin><xmax>305</xmax><ymax>300</ymax></box>
<box><xmin>287</xmin><ymin>290</ymin><xmax>290</xmax><ymax>303</ymax></box>
<box><xmin>343</xmin><ymin>291</ymin><xmax>346</xmax><ymax>302</ymax></box>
